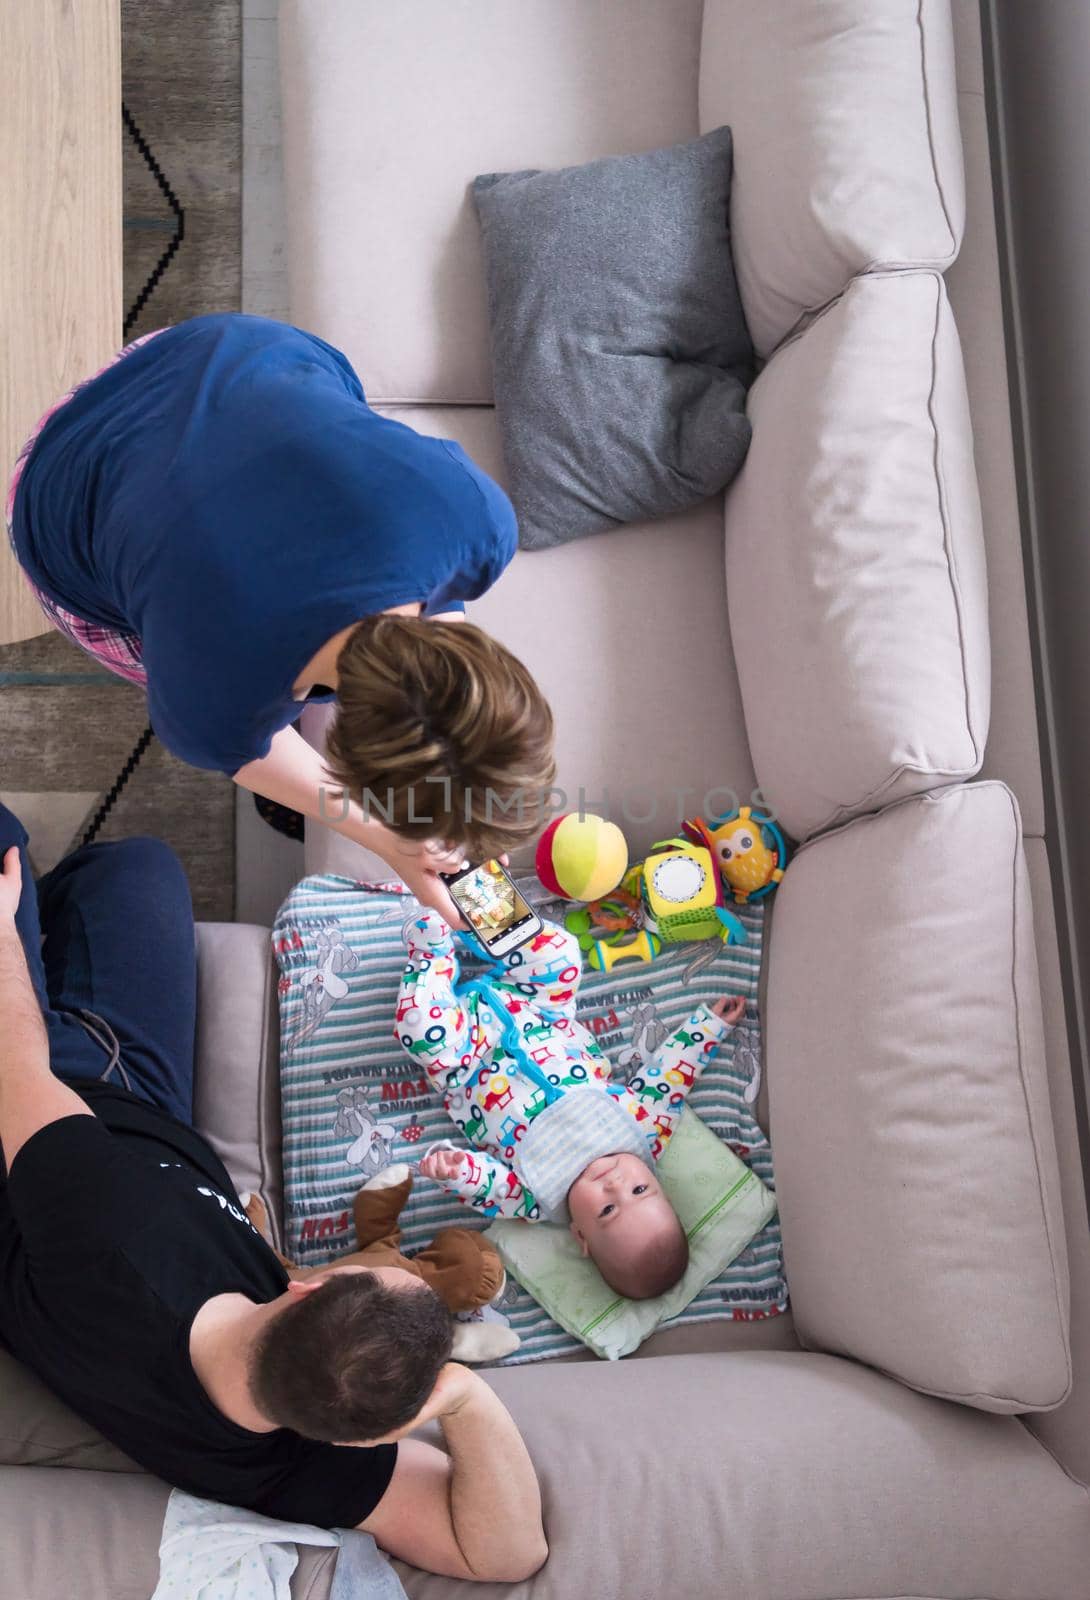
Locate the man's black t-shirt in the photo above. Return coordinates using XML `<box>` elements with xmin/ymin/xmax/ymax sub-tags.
<box><xmin>0</xmin><ymin>1082</ymin><xmax>396</xmax><ymax>1525</ymax></box>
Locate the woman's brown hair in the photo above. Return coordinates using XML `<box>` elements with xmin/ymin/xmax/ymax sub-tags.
<box><xmin>325</xmin><ymin>614</ymin><xmax>556</xmax><ymax>857</ymax></box>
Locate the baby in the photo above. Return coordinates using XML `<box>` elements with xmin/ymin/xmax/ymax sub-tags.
<box><xmin>394</xmin><ymin>908</ymin><xmax>744</xmax><ymax>1300</ymax></box>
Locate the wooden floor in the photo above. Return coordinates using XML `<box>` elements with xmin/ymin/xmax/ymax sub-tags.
<box><xmin>0</xmin><ymin>0</ymin><xmax>122</xmax><ymax>644</ymax></box>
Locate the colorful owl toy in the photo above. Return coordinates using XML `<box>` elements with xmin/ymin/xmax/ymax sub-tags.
<box><xmin>684</xmin><ymin>807</ymin><xmax>788</xmax><ymax>904</ymax></box>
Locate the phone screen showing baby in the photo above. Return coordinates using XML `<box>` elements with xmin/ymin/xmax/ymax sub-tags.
<box><xmin>450</xmin><ymin>859</ymin><xmax>538</xmax><ymax>953</ymax></box>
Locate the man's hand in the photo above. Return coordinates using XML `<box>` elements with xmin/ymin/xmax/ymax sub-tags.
<box><xmin>358</xmin><ymin>1363</ymin><xmax>547</xmax><ymax>1582</ymax></box>
<box><xmin>419</xmin><ymin>1147</ymin><xmax>468</xmax><ymax>1183</ymax></box>
<box><xmin>0</xmin><ymin>846</ymin><xmax>23</xmax><ymax>923</ymax></box>
<box><xmin>711</xmin><ymin>994</ymin><xmax>746</xmax><ymax>1026</ymax></box>
<box><xmin>363</xmin><ymin>1362</ymin><xmax>479</xmax><ymax>1446</ymax></box>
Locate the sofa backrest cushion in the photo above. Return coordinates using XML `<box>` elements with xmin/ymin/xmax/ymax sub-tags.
<box><xmin>766</xmin><ymin>781</ymin><xmax>1071</xmax><ymax>1413</ymax></box>
<box><xmin>724</xmin><ymin>270</ymin><xmax>989</xmax><ymax>843</ymax></box>
<box><xmin>699</xmin><ymin>0</ymin><xmax>965</xmax><ymax>355</ymax></box>
<box><xmin>7</xmin><ymin>1353</ymin><xmax>1090</xmax><ymax>1598</ymax></box>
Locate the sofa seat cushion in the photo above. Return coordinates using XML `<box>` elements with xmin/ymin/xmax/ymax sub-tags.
<box><xmin>724</xmin><ymin>270</ymin><xmax>989</xmax><ymax>843</ymax></box>
<box><xmin>279</xmin><ymin>0</ymin><xmax>703</xmax><ymax>404</ymax></box>
<box><xmin>303</xmin><ymin>405</ymin><xmax>758</xmax><ymax>879</ymax></box>
<box><xmin>402</xmin><ymin>1353</ymin><xmax>1088</xmax><ymax>1599</ymax></box>
<box><xmin>767</xmin><ymin>782</ymin><xmax>1071</xmax><ymax>1413</ymax></box>
<box><xmin>700</xmin><ymin>0</ymin><xmax>965</xmax><ymax>355</ymax></box>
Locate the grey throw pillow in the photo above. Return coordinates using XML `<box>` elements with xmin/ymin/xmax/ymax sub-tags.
<box><xmin>473</xmin><ymin>127</ymin><xmax>754</xmax><ymax>550</ymax></box>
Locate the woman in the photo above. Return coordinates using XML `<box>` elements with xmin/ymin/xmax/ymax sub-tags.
<box><xmin>6</xmin><ymin>315</ymin><xmax>555</xmax><ymax>919</ymax></box>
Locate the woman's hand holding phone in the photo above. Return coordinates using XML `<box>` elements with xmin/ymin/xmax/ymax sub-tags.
<box><xmin>377</xmin><ymin>833</ymin><xmax>470</xmax><ymax>927</ymax></box>
<box><xmin>376</xmin><ymin>832</ymin><xmax>516</xmax><ymax>933</ymax></box>
<box><xmin>443</xmin><ymin>857</ymin><xmax>539</xmax><ymax>956</ymax></box>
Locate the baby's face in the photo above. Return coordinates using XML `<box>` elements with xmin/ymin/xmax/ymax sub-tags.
<box><xmin>567</xmin><ymin>1152</ymin><xmax>677</xmax><ymax>1269</ymax></box>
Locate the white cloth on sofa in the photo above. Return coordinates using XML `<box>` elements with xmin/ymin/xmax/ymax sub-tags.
<box><xmin>151</xmin><ymin>1490</ymin><xmax>407</xmax><ymax>1600</ymax></box>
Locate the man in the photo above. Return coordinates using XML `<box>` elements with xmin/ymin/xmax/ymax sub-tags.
<box><xmin>0</xmin><ymin>804</ymin><xmax>546</xmax><ymax>1583</ymax></box>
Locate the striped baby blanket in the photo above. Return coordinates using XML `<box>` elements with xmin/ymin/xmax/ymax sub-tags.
<box><xmin>273</xmin><ymin>875</ymin><xmax>787</xmax><ymax>1363</ymax></box>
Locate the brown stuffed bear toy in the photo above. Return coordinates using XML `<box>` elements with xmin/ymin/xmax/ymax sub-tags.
<box><xmin>243</xmin><ymin>1163</ymin><xmax>519</xmax><ymax>1363</ymax></box>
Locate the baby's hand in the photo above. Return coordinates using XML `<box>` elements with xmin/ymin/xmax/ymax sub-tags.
<box><xmin>711</xmin><ymin>995</ymin><xmax>746</xmax><ymax>1026</ymax></box>
<box><xmin>419</xmin><ymin>1147</ymin><xmax>468</xmax><ymax>1182</ymax></box>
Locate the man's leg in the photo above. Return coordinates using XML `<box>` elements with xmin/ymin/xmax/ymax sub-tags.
<box><xmin>0</xmin><ymin>805</ymin><xmax>48</xmax><ymax>1003</ymax></box>
<box><xmin>0</xmin><ymin>805</ymin><xmax>100</xmax><ymax>1168</ymax></box>
<box><xmin>37</xmin><ymin>836</ymin><xmax>198</xmax><ymax>1124</ymax></box>
<box><xmin>0</xmin><ymin>802</ymin><xmax>105</xmax><ymax>1079</ymax></box>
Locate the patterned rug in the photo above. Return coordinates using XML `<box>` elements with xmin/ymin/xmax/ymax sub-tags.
<box><xmin>0</xmin><ymin>634</ymin><xmax>234</xmax><ymax>919</ymax></box>
<box><xmin>0</xmin><ymin>1</ymin><xmax>240</xmax><ymax>918</ymax></box>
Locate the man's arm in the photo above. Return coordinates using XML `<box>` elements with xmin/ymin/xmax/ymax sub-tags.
<box><xmin>360</xmin><ymin>1364</ymin><xmax>547</xmax><ymax>1583</ymax></box>
<box><xmin>0</xmin><ymin>847</ymin><xmax>92</xmax><ymax>1170</ymax></box>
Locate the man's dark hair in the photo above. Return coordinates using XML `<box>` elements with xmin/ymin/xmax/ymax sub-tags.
<box><xmin>250</xmin><ymin>1274</ymin><xmax>453</xmax><ymax>1443</ymax></box>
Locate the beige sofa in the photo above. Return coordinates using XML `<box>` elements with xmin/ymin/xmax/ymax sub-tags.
<box><xmin>4</xmin><ymin>2</ymin><xmax>1090</xmax><ymax>1597</ymax></box>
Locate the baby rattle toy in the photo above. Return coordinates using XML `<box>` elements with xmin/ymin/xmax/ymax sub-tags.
<box><xmin>585</xmin><ymin>928</ymin><xmax>662</xmax><ymax>973</ymax></box>
<box><xmin>683</xmin><ymin>806</ymin><xmax>788</xmax><ymax>904</ymax></box>
<box><xmin>563</xmin><ymin>873</ymin><xmax>662</xmax><ymax>971</ymax></box>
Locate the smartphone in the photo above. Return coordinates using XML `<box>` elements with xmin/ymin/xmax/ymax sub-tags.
<box><xmin>443</xmin><ymin>858</ymin><xmax>543</xmax><ymax>957</ymax></box>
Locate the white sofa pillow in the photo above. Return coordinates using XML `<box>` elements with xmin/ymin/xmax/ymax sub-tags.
<box><xmin>724</xmin><ymin>270</ymin><xmax>989</xmax><ymax>843</ymax></box>
<box><xmin>699</xmin><ymin>0</ymin><xmax>964</xmax><ymax>355</ymax></box>
<box><xmin>766</xmin><ymin>782</ymin><xmax>1071</xmax><ymax>1414</ymax></box>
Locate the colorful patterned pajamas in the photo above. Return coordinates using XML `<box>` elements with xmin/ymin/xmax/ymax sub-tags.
<box><xmin>395</xmin><ymin>909</ymin><xmax>731</xmax><ymax>1220</ymax></box>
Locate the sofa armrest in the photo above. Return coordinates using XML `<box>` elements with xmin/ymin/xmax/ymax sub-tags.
<box><xmin>193</xmin><ymin>922</ymin><xmax>284</xmax><ymax>1248</ymax></box>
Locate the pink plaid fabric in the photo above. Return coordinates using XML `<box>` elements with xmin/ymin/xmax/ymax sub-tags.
<box><xmin>5</xmin><ymin>330</ymin><xmax>166</xmax><ymax>688</ymax></box>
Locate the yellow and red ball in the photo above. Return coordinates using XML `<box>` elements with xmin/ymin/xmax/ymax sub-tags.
<box><xmin>535</xmin><ymin>813</ymin><xmax>628</xmax><ymax>903</ymax></box>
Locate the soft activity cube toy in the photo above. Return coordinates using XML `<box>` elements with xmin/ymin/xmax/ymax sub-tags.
<box><xmin>640</xmin><ymin>837</ymin><xmax>746</xmax><ymax>946</ymax></box>
<box><xmin>535</xmin><ymin>812</ymin><xmax>628</xmax><ymax>902</ymax></box>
